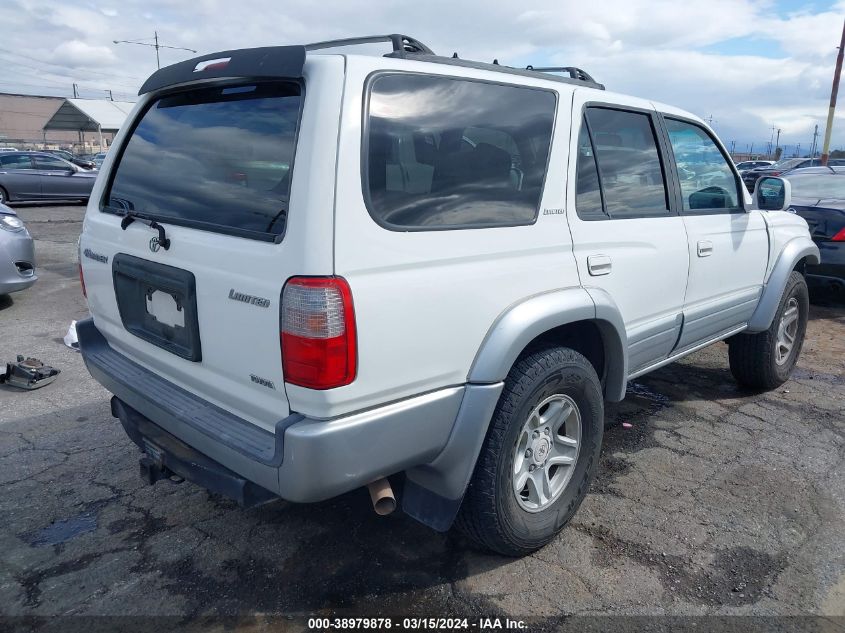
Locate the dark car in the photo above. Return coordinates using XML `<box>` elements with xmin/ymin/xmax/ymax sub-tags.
<box><xmin>0</xmin><ymin>152</ymin><xmax>97</xmax><ymax>204</ymax></box>
<box><xmin>784</xmin><ymin>167</ymin><xmax>845</xmax><ymax>294</ymax></box>
<box><xmin>42</xmin><ymin>149</ymin><xmax>97</xmax><ymax>170</ymax></box>
<box><xmin>743</xmin><ymin>157</ymin><xmax>845</xmax><ymax>192</ymax></box>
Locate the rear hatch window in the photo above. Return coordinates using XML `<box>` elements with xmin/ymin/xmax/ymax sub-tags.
<box><xmin>104</xmin><ymin>82</ymin><xmax>302</xmax><ymax>241</ymax></box>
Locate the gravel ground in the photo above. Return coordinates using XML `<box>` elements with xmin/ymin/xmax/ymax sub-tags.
<box><xmin>1</xmin><ymin>204</ymin><xmax>843</xmax><ymax>629</ymax></box>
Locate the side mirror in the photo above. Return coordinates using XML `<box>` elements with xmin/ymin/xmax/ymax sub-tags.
<box><xmin>753</xmin><ymin>176</ymin><xmax>791</xmax><ymax>211</ymax></box>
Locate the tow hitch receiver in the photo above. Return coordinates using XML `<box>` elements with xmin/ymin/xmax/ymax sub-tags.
<box><xmin>139</xmin><ymin>455</ymin><xmax>183</xmax><ymax>485</ymax></box>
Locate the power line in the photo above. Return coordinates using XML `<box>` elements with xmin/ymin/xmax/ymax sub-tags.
<box><xmin>0</xmin><ymin>46</ymin><xmax>145</xmax><ymax>82</ymax></box>
<box><xmin>0</xmin><ymin>58</ymin><xmax>141</xmax><ymax>91</ymax></box>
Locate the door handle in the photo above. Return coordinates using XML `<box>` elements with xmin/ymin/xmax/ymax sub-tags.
<box><xmin>587</xmin><ymin>254</ymin><xmax>612</xmax><ymax>276</ymax></box>
<box><xmin>697</xmin><ymin>240</ymin><xmax>713</xmax><ymax>257</ymax></box>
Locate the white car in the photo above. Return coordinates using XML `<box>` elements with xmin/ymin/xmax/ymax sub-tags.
<box><xmin>77</xmin><ymin>34</ymin><xmax>819</xmax><ymax>556</ymax></box>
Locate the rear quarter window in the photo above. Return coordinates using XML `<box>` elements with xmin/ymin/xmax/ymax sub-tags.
<box><xmin>104</xmin><ymin>82</ymin><xmax>302</xmax><ymax>241</ymax></box>
<box><xmin>363</xmin><ymin>73</ymin><xmax>556</xmax><ymax>230</ymax></box>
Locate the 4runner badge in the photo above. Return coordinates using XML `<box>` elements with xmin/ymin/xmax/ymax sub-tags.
<box><xmin>228</xmin><ymin>289</ymin><xmax>271</xmax><ymax>308</ymax></box>
<box><xmin>83</xmin><ymin>248</ymin><xmax>108</xmax><ymax>264</ymax></box>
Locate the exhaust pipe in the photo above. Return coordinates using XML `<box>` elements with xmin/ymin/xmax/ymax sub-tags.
<box><xmin>366</xmin><ymin>478</ymin><xmax>396</xmax><ymax>516</ymax></box>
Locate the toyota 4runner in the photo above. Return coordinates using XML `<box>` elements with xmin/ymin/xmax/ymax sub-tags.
<box><xmin>77</xmin><ymin>35</ymin><xmax>820</xmax><ymax>556</ymax></box>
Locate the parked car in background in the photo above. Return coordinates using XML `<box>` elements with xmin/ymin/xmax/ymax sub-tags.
<box><xmin>743</xmin><ymin>157</ymin><xmax>845</xmax><ymax>191</ymax></box>
<box><xmin>0</xmin><ymin>148</ymin><xmax>18</xmax><ymax>153</ymax></box>
<box><xmin>781</xmin><ymin>167</ymin><xmax>845</xmax><ymax>295</ymax></box>
<box><xmin>0</xmin><ymin>202</ymin><xmax>36</xmax><ymax>294</ymax></box>
<box><xmin>735</xmin><ymin>160</ymin><xmax>774</xmax><ymax>171</ymax></box>
<box><xmin>0</xmin><ymin>152</ymin><xmax>97</xmax><ymax>204</ymax></box>
<box><xmin>92</xmin><ymin>152</ymin><xmax>108</xmax><ymax>169</ymax></box>
<box><xmin>42</xmin><ymin>149</ymin><xmax>96</xmax><ymax>170</ymax></box>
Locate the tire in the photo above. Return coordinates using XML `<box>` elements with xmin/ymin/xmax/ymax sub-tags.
<box><xmin>456</xmin><ymin>345</ymin><xmax>604</xmax><ymax>556</ymax></box>
<box><xmin>729</xmin><ymin>270</ymin><xmax>809</xmax><ymax>390</ymax></box>
<box><xmin>0</xmin><ymin>187</ymin><xmax>8</xmax><ymax>205</ymax></box>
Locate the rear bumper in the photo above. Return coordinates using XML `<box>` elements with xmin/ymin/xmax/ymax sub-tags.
<box><xmin>77</xmin><ymin>318</ymin><xmax>466</xmax><ymax>503</ymax></box>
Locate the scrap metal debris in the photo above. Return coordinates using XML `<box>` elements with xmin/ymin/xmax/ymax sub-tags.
<box><xmin>0</xmin><ymin>356</ymin><xmax>60</xmax><ymax>390</ymax></box>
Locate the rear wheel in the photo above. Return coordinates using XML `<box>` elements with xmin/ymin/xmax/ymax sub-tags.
<box><xmin>0</xmin><ymin>187</ymin><xmax>8</xmax><ymax>204</ymax></box>
<box><xmin>729</xmin><ymin>271</ymin><xmax>809</xmax><ymax>390</ymax></box>
<box><xmin>456</xmin><ymin>345</ymin><xmax>603</xmax><ymax>556</ymax></box>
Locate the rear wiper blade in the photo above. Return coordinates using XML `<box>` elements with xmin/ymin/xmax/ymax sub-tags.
<box><xmin>120</xmin><ymin>211</ymin><xmax>171</xmax><ymax>251</ymax></box>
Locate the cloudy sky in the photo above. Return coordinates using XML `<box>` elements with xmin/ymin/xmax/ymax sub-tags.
<box><xmin>0</xmin><ymin>0</ymin><xmax>843</xmax><ymax>155</ymax></box>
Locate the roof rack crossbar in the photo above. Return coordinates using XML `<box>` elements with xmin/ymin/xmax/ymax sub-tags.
<box><xmin>525</xmin><ymin>66</ymin><xmax>599</xmax><ymax>83</ymax></box>
<box><xmin>305</xmin><ymin>34</ymin><xmax>434</xmax><ymax>55</ymax></box>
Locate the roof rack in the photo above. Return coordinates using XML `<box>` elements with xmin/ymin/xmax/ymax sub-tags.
<box><xmin>304</xmin><ymin>34</ymin><xmax>604</xmax><ymax>90</ymax></box>
<box><xmin>305</xmin><ymin>34</ymin><xmax>434</xmax><ymax>55</ymax></box>
<box><xmin>525</xmin><ymin>66</ymin><xmax>600</xmax><ymax>84</ymax></box>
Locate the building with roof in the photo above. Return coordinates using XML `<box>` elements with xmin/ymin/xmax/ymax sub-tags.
<box><xmin>0</xmin><ymin>92</ymin><xmax>134</xmax><ymax>152</ymax></box>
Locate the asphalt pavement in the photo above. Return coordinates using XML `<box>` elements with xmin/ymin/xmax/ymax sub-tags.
<box><xmin>1</xmin><ymin>204</ymin><xmax>843</xmax><ymax>628</ymax></box>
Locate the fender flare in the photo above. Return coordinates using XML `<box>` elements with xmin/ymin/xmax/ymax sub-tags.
<box><xmin>467</xmin><ymin>286</ymin><xmax>628</xmax><ymax>401</ymax></box>
<box><xmin>403</xmin><ymin>287</ymin><xmax>628</xmax><ymax>531</ymax></box>
<box><xmin>746</xmin><ymin>237</ymin><xmax>820</xmax><ymax>333</ymax></box>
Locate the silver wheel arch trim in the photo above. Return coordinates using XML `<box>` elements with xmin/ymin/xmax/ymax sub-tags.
<box><xmin>404</xmin><ymin>287</ymin><xmax>627</xmax><ymax>521</ymax></box>
<box><xmin>746</xmin><ymin>237</ymin><xmax>819</xmax><ymax>333</ymax></box>
<box><xmin>467</xmin><ymin>286</ymin><xmax>628</xmax><ymax>402</ymax></box>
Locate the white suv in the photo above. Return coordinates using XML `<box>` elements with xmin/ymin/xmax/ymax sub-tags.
<box><xmin>78</xmin><ymin>35</ymin><xmax>819</xmax><ymax>556</ymax></box>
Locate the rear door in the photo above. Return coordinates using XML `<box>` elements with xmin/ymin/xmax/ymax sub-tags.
<box><xmin>32</xmin><ymin>154</ymin><xmax>92</xmax><ymax>198</ymax></box>
<box><xmin>568</xmin><ymin>92</ymin><xmax>689</xmax><ymax>374</ymax></box>
<box><xmin>79</xmin><ymin>56</ymin><xmax>344</xmax><ymax>431</ymax></box>
<box><xmin>659</xmin><ymin>116</ymin><xmax>768</xmax><ymax>350</ymax></box>
<box><xmin>0</xmin><ymin>154</ymin><xmax>41</xmax><ymax>199</ymax></box>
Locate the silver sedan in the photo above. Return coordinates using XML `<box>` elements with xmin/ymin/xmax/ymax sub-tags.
<box><xmin>0</xmin><ymin>203</ymin><xmax>36</xmax><ymax>294</ymax></box>
<box><xmin>0</xmin><ymin>152</ymin><xmax>97</xmax><ymax>204</ymax></box>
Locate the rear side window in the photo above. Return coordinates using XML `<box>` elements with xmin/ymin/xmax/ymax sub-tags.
<box><xmin>0</xmin><ymin>154</ymin><xmax>33</xmax><ymax>169</ymax></box>
<box><xmin>105</xmin><ymin>82</ymin><xmax>301</xmax><ymax>241</ymax></box>
<box><xmin>583</xmin><ymin>107</ymin><xmax>669</xmax><ymax>219</ymax></box>
<box><xmin>364</xmin><ymin>74</ymin><xmax>556</xmax><ymax>230</ymax></box>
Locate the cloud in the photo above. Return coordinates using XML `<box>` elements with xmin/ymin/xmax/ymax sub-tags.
<box><xmin>0</xmin><ymin>0</ymin><xmax>842</xmax><ymax>150</ymax></box>
<box><xmin>49</xmin><ymin>40</ymin><xmax>118</xmax><ymax>68</ymax></box>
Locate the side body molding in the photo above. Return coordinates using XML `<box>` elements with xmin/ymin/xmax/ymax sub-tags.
<box><xmin>746</xmin><ymin>237</ymin><xmax>820</xmax><ymax>333</ymax></box>
<box><xmin>468</xmin><ymin>286</ymin><xmax>628</xmax><ymax>402</ymax></box>
<box><xmin>403</xmin><ymin>287</ymin><xmax>629</xmax><ymax>532</ymax></box>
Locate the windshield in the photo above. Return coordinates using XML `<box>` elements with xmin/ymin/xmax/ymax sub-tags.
<box><xmin>787</xmin><ymin>173</ymin><xmax>845</xmax><ymax>199</ymax></box>
<box><xmin>105</xmin><ymin>82</ymin><xmax>301</xmax><ymax>241</ymax></box>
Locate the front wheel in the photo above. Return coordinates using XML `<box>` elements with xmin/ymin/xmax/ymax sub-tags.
<box><xmin>456</xmin><ymin>345</ymin><xmax>604</xmax><ymax>556</ymax></box>
<box><xmin>729</xmin><ymin>270</ymin><xmax>809</xmax><ymax>390</ymax></box>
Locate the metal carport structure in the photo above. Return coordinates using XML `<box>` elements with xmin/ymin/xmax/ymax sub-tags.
<box><xmin>42</xmin><ymin>99</ymin><xmax>135</xmax><ymax>150</ymax></box>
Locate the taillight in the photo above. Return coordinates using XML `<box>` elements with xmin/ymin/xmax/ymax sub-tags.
<box><xmin>832</xmin><ymin>227</ymin><xmax>845</xmax><ymax>242</ymax></box>
<box><xmin>280</xmin><ymin>276</ymin><xmax>356</xmax><ymax>389</ymax></box>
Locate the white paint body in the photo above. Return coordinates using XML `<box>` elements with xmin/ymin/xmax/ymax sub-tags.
<box><xmin>80</xmin><ymin>51</ymin><xmax>808</xmax><ymax>436</ymax></box>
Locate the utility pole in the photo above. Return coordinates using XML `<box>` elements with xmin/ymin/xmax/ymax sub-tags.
<box><xmin>821</xmin><ymin>18</ymin><xmax>845</xmax><ymax>165</ymax></box>
<box><xmin>705</xmin><ymin>114</ymin><xmax>716</xmax><ymax>126</ymax></box>
<box><xmin>107</xmin><ymin>89</ymin><xmax>113</xmax><ymax>101</ymax></box>
<box><xmin>113</xmin><ymin>30</ymin><xmax>197</xmax><ymax>69</ymax></box>
<box><xmin>811</xmin><ymin>124</ymin><xmax>819</xmax><ymax>159</ymax></box>
<box><xmin>796</xmin><ymin>142</ymin><xmax>801</xmax><ymax>157</ymax></box>
<box><xmin>730</xmin><ymin>140</ymin><xmax>736</xmax><ymax>153</ymax></box>
<box><xmin>72</xmin><ymin>83</ymin><xmax>78</xmax><ymax>98</ymax></box>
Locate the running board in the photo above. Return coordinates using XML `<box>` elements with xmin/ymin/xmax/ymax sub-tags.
<box><xmin>627</xmin><ymin>324</ymin><xmax>747</xmax><ymax>380</ymax></box>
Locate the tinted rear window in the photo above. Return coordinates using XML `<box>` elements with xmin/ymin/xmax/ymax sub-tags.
<box><xmin>364</xmin><ymin>74</ymin><xmax>556</xmax><ymax>230</ymax></box>
<box><xmin>106</xmin><ymin>82</ymin><xmax>301</xmax><ymax>241</ymax></box>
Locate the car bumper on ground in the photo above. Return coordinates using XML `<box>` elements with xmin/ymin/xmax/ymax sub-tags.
<box><xmin>0</xmin><ymin>228</ymin><xmax>36</xmax><ymax>294</ymax></box>
<box><xmin>76</xmin><ymin>318</ymin><xmax>470</xmax><ymax>506</ymax></box>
